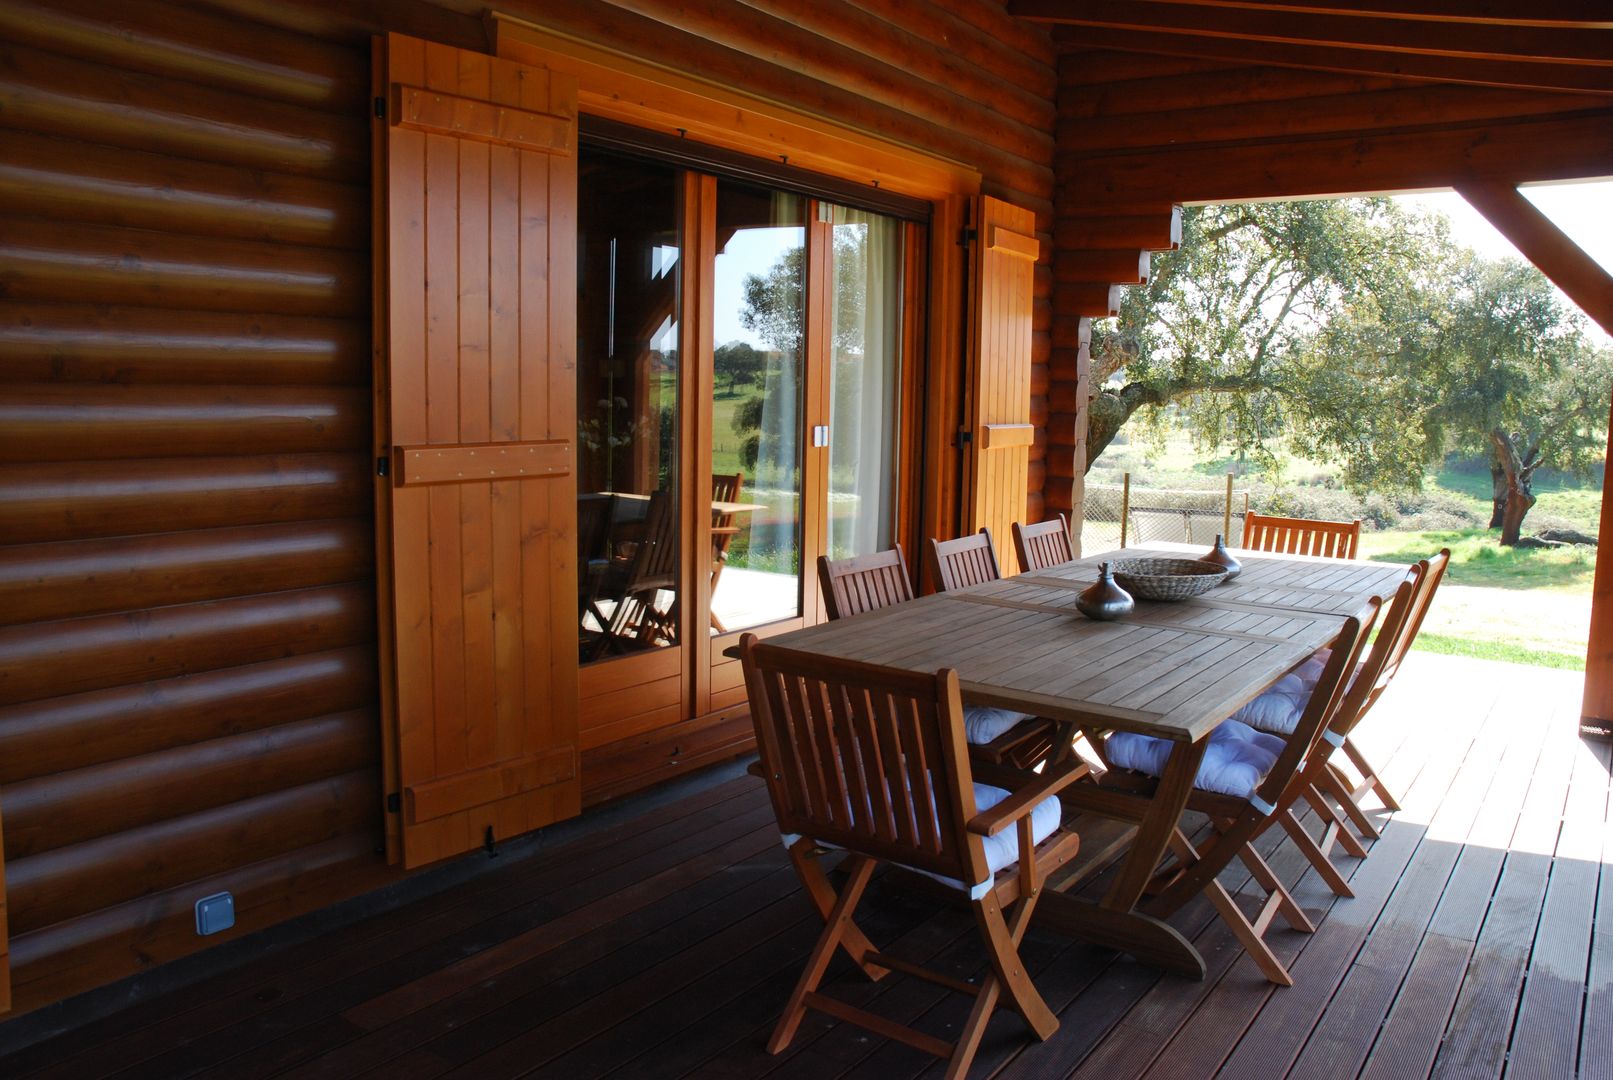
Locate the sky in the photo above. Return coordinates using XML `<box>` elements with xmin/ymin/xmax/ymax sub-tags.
<box><xmin>1392</xmin><ymin>179</ymin><xmax>1613</xmax><ymax>346</ymax></box>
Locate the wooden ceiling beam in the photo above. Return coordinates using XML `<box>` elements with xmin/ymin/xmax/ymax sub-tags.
<box><xmin>1015</xmin><ymin>0</ymin><xmax>1613</xmax><ymax>61</ymax></box>
<box><xmin>1062</xmin><ymin>112</ymin><xmax>1613</xmax><ymax>206</ymax></box>
<box><xmin>1455</xmin><ymin>180</ymin><xmax>1613</xmax><ymax>336</ymax></box>
<box><xmin>1043</xmin><ymin>23</ymin><xmax>1613</xmax><ymax>94</ymax></box>
<box><xmin>1090</xmin><ymin>1</ymin><xmax>1613</xmax><ymax>30</ymax></box>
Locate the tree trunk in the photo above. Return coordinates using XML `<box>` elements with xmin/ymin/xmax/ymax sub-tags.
<box><xmin>1490</xmin><ymin>430</ymin><xmax>1539</xmax><ymax>546</ymax></box>
<box><xmin>1488</xmin><ymin>459</ymin><xmax>1508</xmax><ymax>529</ymax></box>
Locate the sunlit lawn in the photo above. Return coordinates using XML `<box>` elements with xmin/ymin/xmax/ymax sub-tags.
<box><xmin>1361</xmin><ymin>527</ymin><xmax>1593</xmax><ymax>670</ymax></box>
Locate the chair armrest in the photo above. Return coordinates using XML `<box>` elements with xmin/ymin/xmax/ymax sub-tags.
<box><xmin>966</xmin><ymin>759</ymin><xmax>1085</xmax><ymax>837</ymax></box>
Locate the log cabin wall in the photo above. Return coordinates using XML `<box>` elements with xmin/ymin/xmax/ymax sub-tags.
<box><xmin>1048</xmin><ymin>48</ymin><xmax>1613</xmax><ymax>528</ymax></box>
<box><xmin>0</xmin><ymin>0</ymin><xmax>1057</xmax><ymax>1013</ymax></box>
<box><xmin>200</xmin><ymin>0</ymin><xmax>1058</xmax><ymax>803</ymax></box>
<box><xmin>0</xmin><ymin>0</ymin><xmax>388</xmax><ymax>1013</ymax></box>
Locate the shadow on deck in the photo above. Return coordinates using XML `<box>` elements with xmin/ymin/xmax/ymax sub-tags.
<box><xmin>0</xmin><ymin>654</ymin><xmax>1604</xmax><ymax>1079</ymax></box>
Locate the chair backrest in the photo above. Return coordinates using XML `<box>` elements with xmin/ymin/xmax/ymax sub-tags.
<box><xmin>1012</xmin><ymin>515</ymin><xmax>1072</xmax><ymax>573</ymax></box>
<box><xmin>1336</xmin><ymin>547</ymin><xmax>1450</xmax><ymax>730</ymax></box>
<box><xmin>738</xmin><ymin>633</ymin><xmax>989</xmax><ymax>887</ymax></box>
<box><xmin>577</xmin><ymin>493</ymin><xmax>614</xmax><ymax>564</ymax></box>
<box><xmin>1243</xmin><ymin>512</ymin><xmax>1362</xmax><ymax>560</ymax></box>
<box><xmin>927</xmin><ymin>528</ymin><xmax>1001</xmax><ymax>593</ymax></box>
<box><xmin>711</xmin><ymin>471</ymin><xmax>744</xmax><ymax>506</ymax></box>
<box><xmin>709</xmin><ymin>471</ymin><xmax>745</xmax><ymax>561</ymax></box>
<box><xmin>1254</xmin><ymin>597</ymin><xmax>1380</xmax><ymax>809</ymax></box>
<box><xmin>625</xmin><ymin>490</ymin><xmax>679</xmax><ymax>591</ymax></box>
<box><xmin>818</xmin><ymin>546</ymin><xmax>915</xmax><ymax>621</ymax></box>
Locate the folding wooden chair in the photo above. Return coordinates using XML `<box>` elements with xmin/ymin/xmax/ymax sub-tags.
<box><xmin>1090</xmin><ymin>600</ymin><xmax>1380</xmax><ymax>984</ymax></box>
<box><xmin>926</xmin><ymin>528</ymin><xmax>1002</xmax><ymax>592</ymax></box>
<box><xmin>1012</xmin><ymin>514</ymin><xmax>1073</xmax><ymax>573</ymax></box>
<box><xmin>817</xmin><ymin>545</ymin><xmax>916</xmax><ymax>622</ymax></box>
<box><xmin>816</xmin><ymin>545</ymin><xmax>1061</xmax><ymax>770</ymax></box>
<box><xmin>1242</xmin><ymin>511</ymin><xmax>1362</xmax><ymax>559</ymax></box>
<box><xmin>737</xmin><ymin>634</ymin><xmax>1084</xmax><ymax>1079</ymax></box>
<box><xmin>1311</xmin><ymin>549</ymin><xmax>1451</xmax><ymax>844</ymax></box>
<box><xmin>708</xmin><ymin>471</ymin><xmax>744</xmax><ymax>633</ymax></box>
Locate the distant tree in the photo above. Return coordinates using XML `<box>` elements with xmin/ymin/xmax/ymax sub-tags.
<box><xmin>1426</xmin><ymin>256</ymin><xmax>1613</xmax><ymax>544</ymax></box>
<box><xmin>1088</xmin><ymin>199</ymin><xmax>1446</xmax><ymax>489</ymax></box>
<box><xmin>714</xmin><ymin>341</ymin><xmax>766</xmax><ymax>396</ymax></box>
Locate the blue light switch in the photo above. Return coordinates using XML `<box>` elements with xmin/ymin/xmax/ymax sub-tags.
<box><xmin>195</xmin><ymin>891</ymin><xmax>235</xmax><ymax>936</ymax></box>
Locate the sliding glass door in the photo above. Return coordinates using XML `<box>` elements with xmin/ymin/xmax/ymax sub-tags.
<box><xmin>575</xmin><ymin>141</ymin><xmax>922</xmax><ymax>728</ymax></box>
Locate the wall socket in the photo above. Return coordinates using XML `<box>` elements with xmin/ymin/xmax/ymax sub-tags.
<box><xmin>194</xmin><ymin>891</ymin><xmax>235</xmax><ymax>936</ymax></box>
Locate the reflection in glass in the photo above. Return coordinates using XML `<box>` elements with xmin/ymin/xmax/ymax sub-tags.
<box><xmin>828</xmin><ymin>205</ymin><xmax>902</xmax><ymax>559</ymax></box>
<box><xmin>710</xmin><ymin>182</ymin><xmax>805</xmax><ymax>632</ymax></box>
<box><xmin>576</xmin><ymin>149</ymin><xmax>682</xmax><ymax>663</ymax></box>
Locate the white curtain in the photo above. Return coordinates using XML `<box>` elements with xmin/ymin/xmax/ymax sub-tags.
<box><xmin>829</xmin><ymin>205</ymin><xmax>901</xmax><ymax>558</ymax></box>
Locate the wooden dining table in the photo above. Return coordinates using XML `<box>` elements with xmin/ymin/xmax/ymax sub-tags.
<box><xmin>733</xmin><ymin>542</ymin><xmax>1412</xmax><ymax>977</ymax></box>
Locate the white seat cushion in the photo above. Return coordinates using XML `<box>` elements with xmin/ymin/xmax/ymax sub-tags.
<box><xmin>912</xmin><ymin>782</ymin><xmax>1063</xmax><ymax>893</ymax></box>
<box><xmin>1228</xmin><ymin>671</ymin><xmax>1309</xmax><ymax>735</ymax></box>
<box><xmin>963</xmin><ymin>706</ymin><xmax>1035</xmax><ymax>745</ymax></box>
<box><xmin>1105</xmin><ymin>720</ymin><xmax>1287</xmax><ymax>800</ymax></box>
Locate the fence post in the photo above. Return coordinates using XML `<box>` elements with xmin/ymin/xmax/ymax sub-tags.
<box><xmin>1224</xmin><ymin>472</ymin><xmax>1234</xmax><ymax>541</ymax></box>
<box><xmin>1120</xmin><ymin>472</ymin><xmax>1131</xmax><ymax>548</ymax></box>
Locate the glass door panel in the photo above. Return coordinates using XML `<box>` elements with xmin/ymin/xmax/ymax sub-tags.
<box><xmin>826</xmin><ymin>205</ymin><xmax>903</xmax><ymax>559</ymax></box>
<box><xmin>576</xmin><ymin>149</ymin><xmax>683</xmax><ymax>665</ymax></box>
<box><xmin>709</xmin><ymin>181</ymin><xmax>806</xmax><ymax>633</ymax></box>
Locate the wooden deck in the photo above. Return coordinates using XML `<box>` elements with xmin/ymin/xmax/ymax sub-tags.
<box><xmin>0</xmin><ymin>652</ymin><xmax>1605</xmax><ymax>1079</ymax></box>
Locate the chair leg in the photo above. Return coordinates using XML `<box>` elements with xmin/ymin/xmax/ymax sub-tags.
<box><xmin>1321</xmin><ymin>763</ymin><xmax>1381</xmax><ymax>845</ymax></box>
<box><xmin>1236</xmin><ymin>841</ymin><xmax>1315</xmax><ymax>933</ymax></box>
<box><xmin>1279</xmin><ymin>808</ymin><xmax>1354</xmax><ymax>899</ymax></box>
<box><xmin>1343</xmin><ymin>735</ymin><xmax>1401</xmax><ymax>811</ymax></box>
<box><xmin>946</xmin><ymin>890</ymin><xmax>1056</xmax><ymax>1079</ymax></box>
<box><xmin>1165</xmin><ymin>827</ymin><xmax>1295</xmax><ymax>986</ymax></box>
<box><xmin>769</xmin><ymin>853</ymin><xmax>879</xmax><ymax>1054</ymax></box>
<box><xmin>1203</xmin><ymin>878</ymin><xmax>1294</xmax><ymax>986</ymax></box>
<box><xmin>1307</xmin><ymin>779</ymin><xmax>1372</xmax><ymax>857</ymax></box>
<box><xmin>785</xmin><ymin>844</ymin><xmax>888</xmax><ymax>983</ymax></box>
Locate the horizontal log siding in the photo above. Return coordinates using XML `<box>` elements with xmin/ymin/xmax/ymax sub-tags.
<box><xmin>0</xmin><ymin>0</ymin><xmax>382</xmax><ymax>1013</ymax></box>
<box><xmin>1050</xmin><ymin>46</ymin><xmax>1613</xmax><ymax>528</ymax></box>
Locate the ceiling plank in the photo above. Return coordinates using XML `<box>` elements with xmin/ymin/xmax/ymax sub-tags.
<box><xmin>1014</xmin><ymin>1</ymin><xmax>1613</xmax><ymax>64</ymax></box>
<box><xmin>1095</xmin><ymin>1</ymin><xmax>1613</xmax><ymax>30</ymax></box>
<box><xmin>1044</xmin><ymin>24</ymin><xmax>1613</xmax><ymax>94</ymax></box>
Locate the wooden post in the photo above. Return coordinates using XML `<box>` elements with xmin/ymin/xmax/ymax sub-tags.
<box><xmin>1456</xmin><ymin>181</ymin><xmax>1613</xmax><ymax>737</ymax></box>
<box><xmin>1120</xmin><ymin>471</ymin><xmax>1131</xmax><ymax>548</ymax></box>
<box><xmin>1223</xmin><ymin>472</ymin><xmax>1234</xmax><ymax>541</ymax></box>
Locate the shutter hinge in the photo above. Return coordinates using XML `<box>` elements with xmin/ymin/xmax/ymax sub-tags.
<box><xmin>484</xmin><ymin>825</ymin><xmax>499</xmax><ymax>857</ymax></box>
<box><xmin>953</xmin><ymin>429</ymin><xmax>973</xmax><ymax>449</ymax></box>
<box><xmin>374</xmin><ymin>95</ymin><xmax>386</xmax><ymax>119</ymax></box>
<box><xmin>959</xmin><ymin>226</ymin><xmax>978</xmax><ymax>246</ymax></box>
<box><xmin>376</xmin><ymin>454</ymin><xmax>389</xmax><ymax>477</ymax></box>
<box><xmin>385</xmin><ymin>792</ymin><xmax>400</xmax><ymax>813</ymax></box>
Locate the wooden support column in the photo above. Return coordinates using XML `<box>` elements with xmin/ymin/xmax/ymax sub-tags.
<box><xmin>1457</xmin><ymin>180</ymin><xmax>1613</xmax><ymax>736</ymax></box>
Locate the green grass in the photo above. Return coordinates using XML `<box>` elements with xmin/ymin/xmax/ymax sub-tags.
<box><xmin>1359</xmin><ymin>527</ymin><xmax>1597</xmax><ymax>593</ymax></box>
<box><xmin>1408</xmin><ymin>633</ymin><xmax>1586</xmax><ymax>671</ymax></box>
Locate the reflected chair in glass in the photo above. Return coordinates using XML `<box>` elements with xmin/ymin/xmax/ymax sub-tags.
<box><xmin>597</xmin><ymin>491</ymin><xmax>680</xmax><ymax>656</ymax></box>
<box><xmin>737</xmin><ymin>633</ymin><xmax>1084</xmax><ymax>1079</ymax></box>
<box><xmin>708</xmin><ymin>471</ymin><xmax>744</xmax><ymax>632</ymax></box>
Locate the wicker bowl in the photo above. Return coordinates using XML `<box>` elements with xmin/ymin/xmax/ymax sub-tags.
<box><xmin>1108</xmin><ymin>558</ymin><xmax>1230</xmax><ymax>601</ymax></box>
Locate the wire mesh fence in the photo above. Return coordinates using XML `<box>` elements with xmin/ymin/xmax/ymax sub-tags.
<box><xmin>1080</xmin><ymin>476</ymin><xmax>1250</xmax><ymax>555</ymax></box>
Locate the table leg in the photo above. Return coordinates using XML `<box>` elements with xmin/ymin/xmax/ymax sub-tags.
<box><xmin>1033</xmin><ymin>737</ymin><xmax>1211</xmax><ymax>979</ymax></box>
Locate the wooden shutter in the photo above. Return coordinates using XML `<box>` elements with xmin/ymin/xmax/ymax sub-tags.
<box><xmin>964</xmin><ymin>197</ymin><xmax>1038</xmax><ymax>574</ymax></box>
<box><xmin>375</xmin><ymin>34</ymin><xmax>581</xmax><ymax>868</ymax></box>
